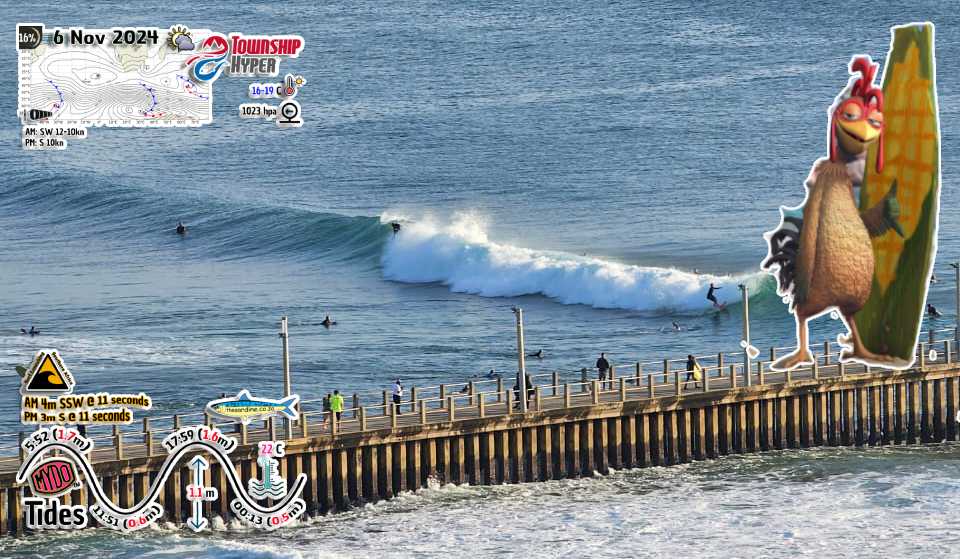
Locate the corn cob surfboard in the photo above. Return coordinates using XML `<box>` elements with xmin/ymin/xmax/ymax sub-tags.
<box><xmin>854</xmin><ymin>22</ymin><xmax>940</xmax><ymax>365</ymax></box>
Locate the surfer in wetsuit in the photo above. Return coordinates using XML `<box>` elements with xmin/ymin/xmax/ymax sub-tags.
<box><xmin>528</xmin><ymin>349</ymin><xmax>544</xmax><ymax>359</ymax></box>
<box><xmin>927</xmin><ymin>304</ymin><xmax>942</xmax><ymax>318</ymax></box>
<box><xmin>176</xmin><ymin>221</ymin><xmax>186</xmax><ymax>235</ymax></box>
<box><xmin>28</xmin><ymin>326</ymin><xmax>39</xmax><ymax>336</ymax></box>
<box><xmin>321</xmin><ymin>315</ymin><xmax>337</xmax><ymax>328</ymax></box>
<box><xmin>391</xmin><ymin>222</ymin><xmax>401</xmax><ymax>234</ymax></box>
<box><xmin>706</xmin><ymin>283</ymin><xmax>722</xmax><ymax>307</ymax></box>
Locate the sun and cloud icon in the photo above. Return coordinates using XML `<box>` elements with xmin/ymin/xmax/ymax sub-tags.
<box><xmin>167</xmin><ymin>25</ymin><xmax>195</xmax><ymax>52</ymax></box>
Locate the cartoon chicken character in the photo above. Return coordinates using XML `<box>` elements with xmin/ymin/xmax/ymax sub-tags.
<box><xmin>764</xmin><ymin>56</ymin><xmax>903</xmax><ymax>371</ymax></box>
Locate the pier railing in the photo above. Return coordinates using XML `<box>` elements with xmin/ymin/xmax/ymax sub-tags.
<box><xmin>1</xmin><ymin>326</ymin><xmax>956</xmax><ymax>472</ymax></box>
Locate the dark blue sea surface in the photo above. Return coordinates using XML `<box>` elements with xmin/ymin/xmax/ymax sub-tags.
<box><xmin>0</xmin><ymin>1</ymin><xmax>957</xmax><ymax>556</ymax></box>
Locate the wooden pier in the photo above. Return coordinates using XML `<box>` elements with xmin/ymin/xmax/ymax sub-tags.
<box><xmin>0</xmin><ymin>327</ymin><xmax>958</xmax><ymax>536</ymax></box>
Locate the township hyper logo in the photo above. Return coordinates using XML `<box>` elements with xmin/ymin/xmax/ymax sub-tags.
<box><xmin>183</xmin><ymin>29</ymin><xmax>305</xmax><ymax>83</ymax></box>
<box><xmin>186</xmin><ymin>34</ymin><xmax>230</xmax><ymax>82</ymax></box>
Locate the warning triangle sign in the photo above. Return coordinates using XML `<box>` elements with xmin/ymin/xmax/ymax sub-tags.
<box><xmin>22</xmin><ymin>351</ymin><xmax>75</xmax><ymax>395</ymax></box>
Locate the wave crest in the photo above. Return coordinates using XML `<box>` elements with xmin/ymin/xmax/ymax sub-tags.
<box><xmin>381</xmin><ymin>213</ymin><xmax>763</xmax><ymax>312</ymax></box>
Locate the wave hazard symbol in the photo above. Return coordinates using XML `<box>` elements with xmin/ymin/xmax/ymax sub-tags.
<box><xmin>22</xmin><ymin>350</ymin><xmax>75</xmax><ymax>395</ymax></box>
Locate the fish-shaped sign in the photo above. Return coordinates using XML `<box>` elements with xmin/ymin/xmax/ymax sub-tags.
<box><xmin>206</xmin><ymin>389</ymin><xmax>300</xmax><ymax>424</ymax></box>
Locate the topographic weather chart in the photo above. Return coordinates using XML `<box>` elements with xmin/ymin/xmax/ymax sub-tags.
<box><xmin>17</xmin><ymin>23</ymin><xmax>306</xmax><ymax>150</ymax></box>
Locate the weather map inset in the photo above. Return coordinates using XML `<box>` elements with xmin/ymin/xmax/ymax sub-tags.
<box><xmin>17</xmin><ymin>26</ymin><xmax>214</xmax><ymax>128</ymax></box>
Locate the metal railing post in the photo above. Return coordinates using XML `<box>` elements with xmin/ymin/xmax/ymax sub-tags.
<box><xmin>535</xmin><ymin>386</ymin><xmax>542</xmax><ymax>411</ymax></box>
<box><xmin>479</xmin><ymin>394</ymin><xmax>486</xmax><ymax>418</ymax></box>
<box><xmin>358</xmin><ymin>407</ymin><xmax>366</xmax><ymax>432</ymax></box>
<box><xmin>303</xmin><ymin>411</ymin><xmax>311</xmax><ymax>437</ymax></box>
<box><xmin>674</xmin><ymin>371</ymin><xmax>681</xmax><ymax>396</ymax></box>
<box><xmin>730</xmin><ymin>364</ymin><xmax>737</xmax><ymax>389</ymax></box>
<box><xmin>591</xmin><ymin>380</ymin><xmax>600</xmax><ymax>404</ymax></box>
<box><xmin>619</xmin><ymin>378</ymin><xmax>627</xmax><ymax>401</ymax></box>
<box><xmin>552</xmin><ymin>372</ymin><xmax>559</xmax><ymax>396</ymax></box>
<box><xmin>142</xmin><ymin>418</ymin><xmax>151</xmax><ymax>454</ymax></box>
<box><xmin>648</xmin><ymin>374</ymin><xmax>654</xmax><ymax>398</ymax></box>
<box><xmin>447</xmin><ymin>396</ymin><xmax>455</xmax><ymax>422</ymax></box>
<box><xmin>564</xmin><ymin>383</ymin><xmax>572</xmax><ymax>408</ymax></box>
<box><xmin>411</xmin><ymin>387</ymin><xmax>418</xmax><ymax>412</ymax></box>
<box><xmin>419</xmin><ymin>400</ymin><xmax>427</xmax><ymax>425</ymax></box>
<box><xmin>497</xmin><ymin>377</ymin><xmax>503</xmax><ymax>402</ymax></box>
<box><xmin>114</xmin><ymin>425</ymin><xmax>123</xmax><ymax>460</ymax></box>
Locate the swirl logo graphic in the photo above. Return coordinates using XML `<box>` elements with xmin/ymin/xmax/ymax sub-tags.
<box><xmin>186</xmin><ymin>35</ymin><xmax>230</xmax><ymax>83</ymax></box>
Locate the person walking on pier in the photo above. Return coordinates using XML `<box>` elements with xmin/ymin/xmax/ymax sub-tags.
<box><xmin>392</xmin><ymin>379</ymin><xmax>404</xmax><ymax>413</ymax></box>
<box><xmin>330</xmin><ymin>390</ymin><xmax>344</xmax><ymax>421</ymax></box>
<box><xmin>596</xmin><ymin>353</ymin><xmax>610</xmax><ymax>389</ymax></box>
<box><xmin>685</xmin><ymin>354</ymin><xmax>703</xmax><ymax>390</ymax></box>
<box><xmin>322</xmin><ymin>393</ymin><xmax>332</xmax><ymax>430</ymax></box>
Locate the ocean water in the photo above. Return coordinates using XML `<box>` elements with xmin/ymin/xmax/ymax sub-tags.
<box><xmin>1</xmin><ymin>0</ymin><xmax>958</xmax><ymax>556</ymax></box>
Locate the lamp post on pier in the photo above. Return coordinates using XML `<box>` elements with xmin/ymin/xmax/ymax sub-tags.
<box><xmin>951</xmin><ymin>262</ymin><xmax>960</xmax><ymax>343</ymax></box>
<box><xmin>738</xmin><ymin>284</ymin><xmax>752</xmax><ymax>386</ymax></box>
<box><xmin>280</xmin><ymin>316</ymin><xmax>292</xmax><ymax>398</ymax></box>
<box><xmin>512</xmin><ymin>307</ymin><xmax>528</xmax><ymax>413</ymax></box>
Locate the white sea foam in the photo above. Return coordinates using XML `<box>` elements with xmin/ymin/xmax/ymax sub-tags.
<box><xmin>382</xmin><ymin>213</ymin><xmax>760</xmax><ymax>312</ymax></box>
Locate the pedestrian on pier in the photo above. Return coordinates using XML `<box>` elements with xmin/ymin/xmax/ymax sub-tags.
<box><xmin>322</xmin><ymin>393</ymin><xmax>332</xmax><ymax>429</ymax></box>
<box><xmin>392</xmin><ymin>379</ymin><xmax>404</xmax><ymax>413</ymax></box>
<box><xmin>596</xmin><ymin>353</ymin><xmax>610</xmax><ymax>389</ymax></box>
<box><xmin>685</xmin><ymin>354</ymin><xmax>702</xmax><ymax>390</ymax></box>
<box><xmin>330</xmin><ymin>390</ymin><xmax>344</xmax><ymax>421</ymax></box>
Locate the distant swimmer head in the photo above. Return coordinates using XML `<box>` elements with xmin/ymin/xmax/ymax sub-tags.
<box><xmin>176</xmin><ymin>221</ymin><xmax>186</xmax><ymax>234</ymax></box>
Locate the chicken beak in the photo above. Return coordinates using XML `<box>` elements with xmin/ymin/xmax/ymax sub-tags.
<box><xmin>836</xmin><ymin>119</ymin><xmax>880</xmax><ymax>154</ymax></box>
